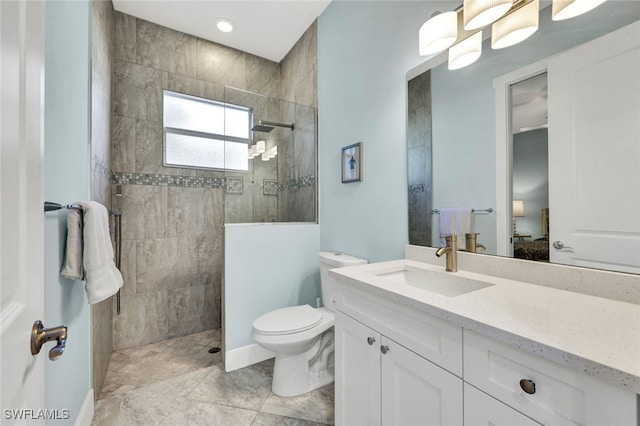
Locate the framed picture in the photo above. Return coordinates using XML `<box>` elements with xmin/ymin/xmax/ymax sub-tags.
<box><xmin>341</xmin><ymin>142</ymin><xmax>362</xmax><ymax>183</ymax></box>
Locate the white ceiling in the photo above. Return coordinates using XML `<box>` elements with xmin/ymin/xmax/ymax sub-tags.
<box><xmin>112</xmin><ymin>0</ymin><xmax>332</xmax><ymax>63</ymax></box>
<box><xmin>512</xmin><ymin>73</ymin><xmax>548</xmax><ymax>134</ymax></box>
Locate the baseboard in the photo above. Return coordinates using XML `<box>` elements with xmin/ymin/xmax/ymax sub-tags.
<box><xmin>74</xmin><ymin>388</ymin><xmax>94</xmax><ymax>426</ymax></box>
<box><xmin>225</xmin><ymin>343</ymin><xmax>274</xmax><ymax>372</ymax></box>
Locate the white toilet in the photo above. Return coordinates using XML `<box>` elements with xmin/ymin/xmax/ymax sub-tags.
<box><xmin>251</xmin><ymin>251</ymin><xmax>367</xmax><ymax>397</ymax></box>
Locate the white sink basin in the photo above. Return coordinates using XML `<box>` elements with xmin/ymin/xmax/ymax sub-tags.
<box><xmin>373</xmin><ymin>264</ymin><xmax>494</xmax><ymax>297</ymax></box>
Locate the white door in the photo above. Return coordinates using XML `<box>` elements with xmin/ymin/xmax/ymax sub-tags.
<box><xmin>335</xmin><ymin>312</ymin><xmax>381</xmax><ymax>426</ymax></box>
<box><xmin>381</xmin><ymin>337</ymin><xmax>463</xmax><ymax>426</ymax></box>
<box><xmin>1</xmin><ymin>0</ymin><xmax>46</xmax><ymax>421</ymax></box>
<box><xmin>547</xmin><ymin>20</ymin><xmax>640</xmax><ymax>273</ymax></box>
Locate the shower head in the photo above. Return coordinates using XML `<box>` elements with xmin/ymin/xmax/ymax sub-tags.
<box><xmin>252</xmin><ymin>123</ymin><xmax>274</xmax><ymax>132</ymax></box>
<box><xmin>251</xmin><ymin>120</ymin><xmax>295</xmax><ymax>132</ymax></box>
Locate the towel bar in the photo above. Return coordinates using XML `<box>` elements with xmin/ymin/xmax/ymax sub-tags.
<box><xmin>431</xmin><ymin>208</ymin><xmax>493</xmax><ymax>214</ymax></box>
<box><xmin>44</xmin><ymin>202</ymin><xmax>82</xmax><ymax>212</ymax></box>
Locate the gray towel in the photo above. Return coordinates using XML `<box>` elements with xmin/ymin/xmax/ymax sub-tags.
<box><xmin>61</xmin><ymin>208</ymin><xmax>84</xmax><ymax>280</ymax></box>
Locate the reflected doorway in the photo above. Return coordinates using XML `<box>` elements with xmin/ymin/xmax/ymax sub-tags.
<box><xmin>510</xmin><ymin>73</ymin><xmax>550</xmax><ymax>262</ymax></box>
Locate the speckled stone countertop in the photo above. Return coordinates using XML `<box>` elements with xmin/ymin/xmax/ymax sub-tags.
<box><xmin>329</xmin><ymin>258</ymin><xmax>640</xmax><ymax>395</ymax></box>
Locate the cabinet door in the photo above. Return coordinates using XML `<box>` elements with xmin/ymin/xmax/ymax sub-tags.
<box><xmin>335</xmin><ymin>311</ymin><xmax>381</xmax><ymax>426</ymax></box>
<box><xmin>464</xmin><ymin>384</ymin><xmax>541</xmax><ymax>426</ymax></box>
<box><xmin>381</xmin><ymin>337</ymin><xmax>463</xmax><ymax>426</ymax></box>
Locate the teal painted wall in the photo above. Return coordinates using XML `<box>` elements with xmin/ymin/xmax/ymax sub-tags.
<box><xmin>317</xmin><ymin>1</ymin><xmax>430</xmax><ymax>263</ymax></box>
<box><xmin>44</xmin><ymin>1</ymin><xmax>92</xmax><ymax>423</ymax></box>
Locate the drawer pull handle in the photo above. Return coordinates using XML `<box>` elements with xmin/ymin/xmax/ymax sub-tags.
<box><xmin>380</xmin><ymin>345</ymin><xmax>389</xmax><ymax>355</ymax></box>
<box><xmin>519</xmin><ymin>379</ymin><xmax>536</xmax><ymax>395</ymax></box>
<box><xmin>367</xmin><ymin>337</ymin><xmax>376</xmax><ymax>345</ymax></box>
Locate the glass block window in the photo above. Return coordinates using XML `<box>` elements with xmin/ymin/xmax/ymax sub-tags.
<box><xmin>163</xmin><ymin>90</ymin><xmax>251</xmax><ymax>171</ymax></box>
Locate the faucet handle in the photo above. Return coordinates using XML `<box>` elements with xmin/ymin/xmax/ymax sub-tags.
<box><xmin>441</xmin><ymin>234</ymin><xmax>457</xmax><ymax>248</ymax></box>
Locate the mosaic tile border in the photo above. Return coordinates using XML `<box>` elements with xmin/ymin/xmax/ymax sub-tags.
<box><xmin>112</xmin><ymin>172</ymin><xmax>226</xmax><ymax>188</ymax></box>
<box><xmin>111</xmin><ymin>171</ymin><xmax>317</xmax><ymax>192</ymax></box>
<box><xmin>263</xmin><ymin>179</ymin><xmax>278</xmax><ymax>196</ymax></box>
<box><xmin>409</xmin><ymin>184</ymin><xmax>425</xmax><ymax>194</ymax></box>
<box><xmin>226</xmin><ymin>177</ymin><xmax>244</xmax><ymax>194</ymax></box>
<box><xmin>280</xmin><ymin>175</ymin><xmax>316</xmax><ymax>191</ymax></box>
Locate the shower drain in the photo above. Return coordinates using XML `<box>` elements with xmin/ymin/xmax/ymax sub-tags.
<box><xmin>208</xmin><ymin>347</ymin><xmax>221</xmax><ymax>354</ymax></box>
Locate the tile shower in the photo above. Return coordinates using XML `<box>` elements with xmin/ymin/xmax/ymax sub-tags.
<box><xmin>107</xmin><ymin>7</ymin><xmax>318</xmax><ymax>364</ymax></box>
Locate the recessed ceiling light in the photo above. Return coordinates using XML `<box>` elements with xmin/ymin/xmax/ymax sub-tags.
<box><xmin>216</xmin><ymin>18</ymin><xmax>234</xmax><ymax>33</ymax></box>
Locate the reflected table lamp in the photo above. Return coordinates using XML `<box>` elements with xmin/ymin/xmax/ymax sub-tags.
<box><xmin>513</xmin><ymin>200</ymin><xmax>525</xmax><ymax>235</ymax></box>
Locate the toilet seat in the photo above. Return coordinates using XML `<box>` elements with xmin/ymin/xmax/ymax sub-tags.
<box><xmin>253</xmin><ymin>304</ymin><xmax>322</xmax><ymax>335</ymax></box>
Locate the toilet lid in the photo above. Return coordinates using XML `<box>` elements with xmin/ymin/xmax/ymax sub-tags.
<box><xmin>253</xmin><ymin>305</ymin><xmax>322</xmax><ymax>335</ymax></box>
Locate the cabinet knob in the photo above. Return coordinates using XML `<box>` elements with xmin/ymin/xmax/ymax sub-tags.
<box><xmin>519</xmin><ymin>379</ymin><xmax>536</xmax><ymax>394</ymax></box>
<box><xmin>367</xmin><ymin>337</ymin><xmax>376</xmax><ymax>345</ymax></box>
<box><xmin>380</xmin><ymin>345</ymin><xmax>389</xmax><ymax>355</ymax></box>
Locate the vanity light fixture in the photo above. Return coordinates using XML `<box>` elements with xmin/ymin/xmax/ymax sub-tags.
<box><xmin>216</xmin><ymin>18</ymin><xmax>234</xmax><ymax>33</ymax></box>
<box><xmin>552</xmin><ymin>0</ymin><xmax>607</xmax><ymax>21</ymax></box>
<box><xmin>463</xmin><ymin>0</ymin><xmax>514</xmax><ymax>30</ymax></box>
<box><xmin>419</xmin><ymin>11</ymin><xmax>458</xmax><ymax>55</ymax></box>
<box><xmin>449</xmin><ymin>31</ymin><xmax>483</xmax><ymax>70</ymax></box>
<box><xmin>492</xmin><ymin>0</ymin><xmax>539</xmax><ymax>49</ymax></box>
<box><xmin>419</xmin><ymin>0</ymin><xmax>607</xmax><ymax>69</ymax></box>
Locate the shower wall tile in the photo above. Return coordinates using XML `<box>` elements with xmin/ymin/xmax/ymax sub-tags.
<box><xmin>204</xmin><ymin>282</ymin><xmax>221</xmax><ymax>329</ymax></box>
<box><xmin>167</xmin><ymin>285</ymin><xmax>215</xmax><ymax>338</ymax></box>
<box><xmin>203</xmin><ymin>188</ymin><xmax>224</xmax><ymax>229</ymax></box>
<box><xmin>114</xmin><ymin>11</ymin><xmax>136</xmax><ymax>63</ymax></box>
<box><xmin>280</xmin><ymin>21</ymin><xmax>317</xmax><ymax>108</ymax></box>
<box><xmin>113</xmin><ymin>290</ymin><xmax>169</xmax><ymax>350</ymax></box>
<box><xmin>196</xmin><ymin>234</ymin><xmax>219</xmax><ymax>286</ymax></box>
<box><xmin>136</xmin><ymin>237</ymin><xmax>197</xmax><ymax>293</ymax></box>
<box><xmin>112</xmin><ymin>115</ymin><xmax>136</xmax><ymax>173</ymax></box>
<box><xmin>113</xmin><ymin>60</ymin><xmax>167</xmax><ymax>121</ymax></box>
<box><xmin>167</xmin><ymin>73</ymin><xmax>224</xmax><ymax>102</ymax></box>
<box><xmin>246</xmin><ymin>54</ymin><xmax>280</xmax><ymax>99</ymax></box>
<box><xmin>195</xmin><ymin>40</ymin><xmax>247</xmax><ymax>89</ymax></box>
<box><xmin>167</xmin><ymin>187</ymin><xmax>205</xmax><ymax>237</ymax></box>
<box><xmin>121</xmin><ymin>184</ymin><xmax>168</xmax><ymax>240</ymax></box>
<box><xmin>136</xmin><ymin>19</ymin><xmax>197</xmax><ymax>78</ymax></box>
<box><xmin>119</xmin><ymin>239</ymin><xmax>137</xmax><ymax>296</ymax></box>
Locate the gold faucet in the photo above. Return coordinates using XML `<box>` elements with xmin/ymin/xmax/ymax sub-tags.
<box><xmin>465</xmin><ymin>233</ymin><xmax>486</xmax><ymax>253</ymax></box>
<box><xmin>436</xmin><ymin>235</ymin><xmax>457</xmax><ymax>272</ymax></box>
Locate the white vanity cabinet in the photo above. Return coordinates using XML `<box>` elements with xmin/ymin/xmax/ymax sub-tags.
<box><xmin>335</xmin><ymin>311</ymin><xmax>463</xmax><ymax>426</ymax></box>
<box><xmin>463</xmin><ymin>330</ymin><xmax>637</xmax><ymax>426</ymax></box>
<box><xmin>333</xmin><ymin>279</ymin><xmax>638</xmax><ymax>426</ymax></box>
<box><xmin>464</xmin><ymin>383</ymin><xmax>542</xmax><ymax>426</ymax></box>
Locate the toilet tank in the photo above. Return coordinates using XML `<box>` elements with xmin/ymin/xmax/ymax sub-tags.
<box><xmin>318</xmin><ymin>251</ymin><xmax>367</xmax><ymax>311</ymax></box>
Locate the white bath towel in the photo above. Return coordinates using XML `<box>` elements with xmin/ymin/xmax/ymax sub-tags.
<box><xmin>61</xmin><ymin>208</ymin><xmax>84</xmax><ymax>280</ymax></box>
<box><xmin>77</xmin><ymin>201</ymin><xmax>123</xmax><ymax>304</ymax></box>
<box><xmin>439</xmin><ymin>208</ymin><xmax>473</xmax><ymax>246</ymax></box>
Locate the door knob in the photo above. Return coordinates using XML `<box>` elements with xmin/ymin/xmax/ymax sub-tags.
<box><xmin>552</xmin><ymin>240</ymin><xmax>573</xmax><ymax>250</ymax></box>
<box><xmin>31</xmin><ymin>320</ymin><xmax>67</xmax><ymax>361</ymax></box>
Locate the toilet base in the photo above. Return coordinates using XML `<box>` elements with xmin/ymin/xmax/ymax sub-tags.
<box><xmin>271</xmin><ymin>330</ymin><xmax>335</xmax><ymax>397</ymax></box>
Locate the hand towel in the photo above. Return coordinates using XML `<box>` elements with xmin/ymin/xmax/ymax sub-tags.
<box><xmin>61</xmin><ymin>208</ymin><xmax>85</xmax><ymax>280</ymax></box>
<box><xmin>439</xmin><ymin>207</ymin><xmax>473</xmax><ymax>246</ymax></box>
<box><xmin>77</xmin><ymin>201</ymin><xmax>123</xmax><ymax>304</ymax></box>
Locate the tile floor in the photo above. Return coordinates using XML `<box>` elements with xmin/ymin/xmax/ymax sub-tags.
<box><xmin>92</xmin><ymin>329</ymin><xmax>335</xmax><ymax>425</ymax></box>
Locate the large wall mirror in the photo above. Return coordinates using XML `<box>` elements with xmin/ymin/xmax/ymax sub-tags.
<box><xmin>407</xmin><ymin>2</ymin><xmax>640</xmax><ymax>274</ymax></box>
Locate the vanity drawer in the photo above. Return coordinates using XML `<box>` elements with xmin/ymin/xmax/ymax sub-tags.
<box><xmin>338</xmin><ymin>285</ymin><xmax>462</xmax><ymax>376</ymax></box>
<box><xmin>463</xmin><ymin>330</ymin><xmax>637</xmax><ymax>426</ymax></box>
